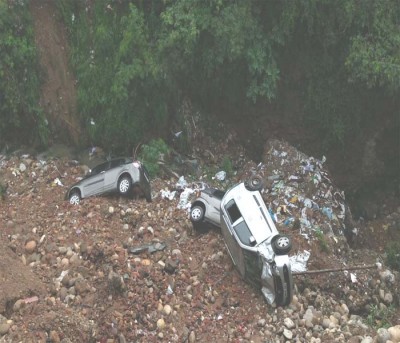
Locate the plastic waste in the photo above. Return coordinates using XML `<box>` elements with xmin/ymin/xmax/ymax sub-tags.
<box><xmin>214</xmin><ymin>171</ymin><xmax>226</xmax><ymax>181</ymax></box>
<box><xmin>160</xmin><ymin>189</ymin><xmax>176</xmax><ymax>200</ymax></box>
<box><xmin>177</xmin><ymin>188</ymin><xmax>195</xmax><ymax>210</ymax></box>
<box><xmin>176</xmin><ymin>175</ymin><xmax>187</xmax><ymax>190</ymax></box>
<box><xmin>290</xmin><ymin>250</ymin><xmax>310</xmax><ymax>272</ymax></box>
<box><xmin>322</xmin><ymin>207</ymin><xmax>333</xmax><ymax>220</ymax></box>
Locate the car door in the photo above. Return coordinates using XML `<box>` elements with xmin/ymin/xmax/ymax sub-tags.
<box><xmin>82</xmin><ymin>162</ymin><xmax>108</xmax><ymax>197</ymax></box>
<box><xmin>221</xmin><ymin>199</ymin><xmax>246</xmax><ymax>277</ymax></box>
<box><xmin>103</xmin><ymin>158</ymin><xmax>124</xmax><ymax>192</ymax></box>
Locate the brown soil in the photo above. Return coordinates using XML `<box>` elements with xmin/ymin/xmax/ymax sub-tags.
<box><xmin>30</xmin><ymin>0</ymin><xmax>81</xmax><ymax>145</ymax></box>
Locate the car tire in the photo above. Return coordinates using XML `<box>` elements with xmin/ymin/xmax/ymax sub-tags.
<box><xmin>69</xmin><ymin>191</ymin><xmax>81</xmax><ymax>205</ymax></box>
<box><xmin>272</xmin><ymin>234</ymin><xmax>292</xmax><ymax>255</ymax></box>
<box><xmin>190</xmin><ymin>205</ymin><xmax>205</xmax><ymax>223</ymax></box>
<box><xmin>118</xmin><ymin>176</ymin><xmax>131</xmax><ymax>194</ymax></box>
<box><xmin>245</xmin><ymin>175</ymin><xmax>264</xmax><ymax>192</ymax></box>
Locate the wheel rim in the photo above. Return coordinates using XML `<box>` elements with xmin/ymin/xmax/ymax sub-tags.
<box><xmin>276</xmin><ymin>236</ymin><xmax>290</xmax><ymax>248</ymax></box>
<box><xmin>119</xmin><ymin>179</ymin><xmax>130</xmax><ymax>193</ymax></box>
<box><xmin>70</xmin><ymin>194</ymin><xmax>80</xmax><ymax>205</ymax></box>
<box><xmin>191</xmin><ymin>207</ymin><xmax>203</xmax><ymax>221</ymax></box>
<box><xmin>251</xmin><ymin>178</ymin><xmax>261</xmax><ymax>187</ymax></box>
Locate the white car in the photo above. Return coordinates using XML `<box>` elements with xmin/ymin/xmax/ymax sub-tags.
<box><xmin>190</xmin><ymin>176</ymin><xmax>293</xmax><ymax>306</ymax></box>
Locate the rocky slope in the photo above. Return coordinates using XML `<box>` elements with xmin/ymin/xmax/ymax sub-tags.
<box><xmin>0</xmin><ymin>136</ymin><xmax>399</xmax><ymax>343</ymax></box>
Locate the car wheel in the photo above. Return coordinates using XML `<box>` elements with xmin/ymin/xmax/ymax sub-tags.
<box><xmin>245</xmin><ymin>175</ymin><xmax>264</xmax><ymax>192</ymax></box>
<box><xmin>190</xmin><ymin>205</ymin><xmax>205</xmax><ymax>222</ymax></box>
<box><xmin>118</xmin><ymin>176</ymin><xmax>131</xmax><ymax>194</ymax></box>
<box><xmin>69</xmin><ymin>191</ymin><xmax>81</xmax><ymax>205</ymax></box>
<box><xmin>272</xmin><ymin>235</ymin><xmax>292</xmax><ymax>255</ymax></box>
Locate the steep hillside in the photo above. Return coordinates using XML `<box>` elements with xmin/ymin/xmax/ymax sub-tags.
<box><xmin>29</xmin><ymin>0</ymin><xmax>81</xmax><ymax>145</ymax></box>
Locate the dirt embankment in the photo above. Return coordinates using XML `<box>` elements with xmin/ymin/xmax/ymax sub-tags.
<box><xmin>30</xmin><ymin>0</ymin><xmax>81</xmax><ymax>145</ymax></box>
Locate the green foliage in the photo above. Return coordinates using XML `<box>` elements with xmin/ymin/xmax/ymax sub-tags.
<box><xmin>3</xmin><ymin>0</ymin><xmax>394</xmax><ymax>153</ymax></box>
<box><xmin>366</xmin><ymin>304</ymin><xmax>395</xmax><ymax>329</ymax></box>
<box><xmin>0</xmin><ymin>0</ymin><xmax>47</xmax><ymax>147</ymax></box>
<box><xmin>313</xmin><ymin>228</ymin><xmax>330</xmax><ymax>253</ymax></box>
<box><xmin>138</xmin><ymin>139</ymin><xmax>170</xmax><ymax>178</ymax></box>
<box><xmin>345</xmin><ymin>0</ymin><xmax>400</xmax><ymax>92</ymax></box>
<box><xmin>385</xmin><ymin>241</ymin><xmax>400</xmax><ymax>271</ymax></box>
<box><xmin>221</xmin><ymin>156</ymin><xmax>234</xmax><ymax>177</ymax></box>
<box><xmin>56</xmin><ymin>0</ymin><xmax>175</xmax><ymax>152</ymax></box>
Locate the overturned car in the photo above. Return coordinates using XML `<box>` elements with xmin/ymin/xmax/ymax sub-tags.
<box><xmin>190</xmin><ymin>177</ymin><xmax>293</xmax><ymax>306</ymax></box>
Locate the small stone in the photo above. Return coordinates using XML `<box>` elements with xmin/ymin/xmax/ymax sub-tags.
<box><xmin>109</xmin><ymin>206</ymin><xmax>114</xmax><ymax>214</ymax></box>
<box><xmin>25</xmin><ymin>240</ymin><xmax>37</xmax><ymax>254</ymax></box>
<box><xmin>189</xmin><ymin>331</ymin><xmax>196</xmax><ymax>343</ymax></box>
<box><xmin>13</xmin><ymin>299</ymin><xmax>24</xmax><ymax>312</ymax></box>
<box><xmin>69</xmin><ymin>254</ymin><xmax>81</xmax><ymax>266</ymax></box>
<box><xmin>157</xmin><ymin>318</ymin><xmax>166</xmax><ymax>330</ymax></box>
<box><xmin>257</xmin><ymin>319</ymin><xmax>266</xmax><ymax>327</ymax></box>
<box><xmin>284</xmin><ymin>317</ymin><xmax>295</xmax><ymax>329</ymax></box>
<box><xmin>163</xmin><ymin>304</ymin><xmax>172</xmax><ymax>316</ymax></box>
<box><xmin>322</xmin><ymin>318</ymin><xmax>331</xmax><ymax>329</ymax></box>
<box><xmin>388</xmin><ymin>325</ymin><xmax>400</xmax><ymax>342</ymax></box>
<box><xmin>360</xmin><ymin>337</ymin><xmax>373</xmax><ymax>343</ymax></box>
<box><xmin>49</xmin><ymin>330</ymin><xmax>61</xmax><ymax>343</ymax></box>
<box><xmin>61</xmin><ymin>258</ymin><xmax>69</xmax><ymax>267</ymax></box>
<box><xmin>0</xmin><ymin>323</ymin><xmax>10</xmax><ymax>335</ymax></box>
<box><xmin>376</xmin><ymin>328</ymin><xmax>391</xmax><ymax>343</ymax></box>
<box><xmin>283</xmin><ymin>328</ymin><xmax>293</xmax><ymax>340</ymax></box>
<box><xmin>384</xmin><ymin>292</ymin><xmax>393</xmax><ymax>304</ymax></box>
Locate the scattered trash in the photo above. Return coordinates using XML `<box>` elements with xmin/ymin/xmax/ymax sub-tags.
<box><xmin>166</xmin><ymin>285</ymin><xmax>174</xmax><ymax>295</ymax></box>
<box><xmin>290</xmin><ymin>250</ymin><xmax>311</xmax><ymax>273</ymax></box>
<box><xmin>53</xmin><ymin>178</ymin><xmax>63</xmax><ymax>187</ymax></box>
<box><xmin>177</xmin><ymin>188</ymin><xmax>196</xmax><ymax>210</ymax></box>
<box><xmin>214</xmin><ymin>171</ymin><xmax>226</xmax><ymax>181</ymax></box>
<box><xmin>350</xmin><ymin>273</ymin><xmax>358</xmax><ymax>283</ymax></box>
<box><xmin>160</xmin><ymin>189</ymin><xmax>176</xmax><ymax>200</ymax></box>
<box><xmin>176</xmin><ymin>175</ymin><xmax>188</xmax><ymax>190</ymax></box>
<box><xmin>23</xmin><ymin>296</ymin><xmax>39</xmax><ymax>304</ymax></box>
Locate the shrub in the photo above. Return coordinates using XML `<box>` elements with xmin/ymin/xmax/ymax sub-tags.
<box><xmin>366</xmin><ymin>304</ymin><xmax>395</xmax><ymax>329</ymax></box>
<box><xmin>385</xmin><ymin>241</ymin><xmax>400</xmax><ymax>271</ymax></box>
<box><xmin>138</xmin><ymin>139</ymin><xmax>170</xmax><ymax>178</ymax></box>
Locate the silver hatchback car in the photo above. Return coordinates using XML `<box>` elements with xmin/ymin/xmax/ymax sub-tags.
<box><xmin>65</xmin><ymin>157</ymin><xmax>151</xmax><ymax>205</ymax></box>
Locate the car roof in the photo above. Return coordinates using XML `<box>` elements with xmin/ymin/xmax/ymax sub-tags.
<box><xmin>223</xmin><ymin>183</ymin><xmax>278</xmax><ymax>243</ymax></box>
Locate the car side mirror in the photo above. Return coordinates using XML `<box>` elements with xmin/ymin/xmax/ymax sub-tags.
<box><xmin>249</xmin><ymin>235</ymin><xmax>256</xmax><ymax>247</ymax></box>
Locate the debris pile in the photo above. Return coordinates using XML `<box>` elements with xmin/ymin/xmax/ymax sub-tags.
<box><xmin>244</xmin><ymin>139</ymin><xmax>354</xmax><ymax>252</ymax></box>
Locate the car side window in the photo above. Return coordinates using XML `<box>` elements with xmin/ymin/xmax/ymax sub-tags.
<box><xmin>233</xmin><ymin>220</ymin><xmax>253</xmax><ymax>246</ymax></box>
<box><xmin>110</xmin><ymin>159</ymin><xmax>122</xmax><ymax>169</ymax></box>
<box><xmin>91</xmin><ymin>162</ymin><xmax>109</xmax><ymax>175</ymax></box>
<box><xmin>225</xmin><ymin>199</ymin><xmax>242</xmax><ymax>223</ymax></box>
